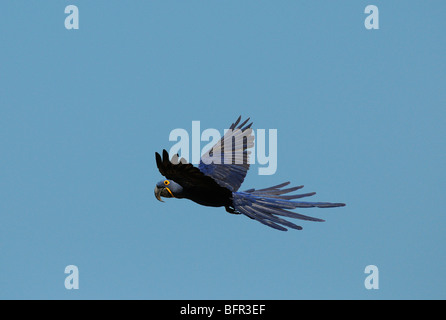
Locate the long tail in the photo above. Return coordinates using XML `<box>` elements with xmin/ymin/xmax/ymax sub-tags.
<box><xmin>232</xmin><ymin>182</ymin><xmax>345</xmax><ymax>231</ymax></box>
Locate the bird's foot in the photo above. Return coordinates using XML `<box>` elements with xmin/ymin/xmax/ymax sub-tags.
<box><xmin>225</xmin><ymin>206</ymin><xmax>240</xmax><ymax>215</ymax></box>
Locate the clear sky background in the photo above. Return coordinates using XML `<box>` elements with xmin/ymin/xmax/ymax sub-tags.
<box><xmin>1</xmin><ymin>1</ymin><xmax>445</xmax><ymax>299</ymax></box>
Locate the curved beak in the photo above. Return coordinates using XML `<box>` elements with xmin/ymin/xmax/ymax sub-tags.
<box><xmin>154</xmin><ymin>186</ymin><xmax>164</xmax><ymax>202</ymax></box>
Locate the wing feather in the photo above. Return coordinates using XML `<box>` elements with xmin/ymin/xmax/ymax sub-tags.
<box><xmin>198</xmin><ymin>116</ymin><xmax>254</xmax><ymax>192</ymax></box>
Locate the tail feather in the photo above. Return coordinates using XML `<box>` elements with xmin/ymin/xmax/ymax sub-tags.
<box><xmin>268</xmin><ymin>192</ymin><xmax>316</xmax><ymax>200</ymax></box>
<box><xmin>251</xmin><ymin>202</ymin><xmax>324</xmax><ymax>222</ymax></box>
<box><xmin>245</xmin><ymin>205</ymin><xmax>303</xmax><ymax>230</ymax></box>
<box><xmin>236</xmin><ymin>206</ymin><xmax>298</xmax><ymax>231</ymax></box>
<box><xmin>232</xmin><ymin>182</ymin><xmax>345</xmax><ymax>231</ymax></box>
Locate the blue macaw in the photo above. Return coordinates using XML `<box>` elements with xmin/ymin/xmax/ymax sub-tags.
<box><xmin>155</xmin><ymin>116</ymin><xmax>345</xmax><ymax>231</ymax></box>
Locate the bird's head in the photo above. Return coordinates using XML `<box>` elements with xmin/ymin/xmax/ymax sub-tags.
<box><xmin>154</xmin><ymin>179</ymin><xmax>183</xmax><ymax>202</ymax></box>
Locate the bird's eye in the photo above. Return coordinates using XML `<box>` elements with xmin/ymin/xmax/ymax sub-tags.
<box><xmin>164</xmin><ymin>180</ymin><xmax>170</xmax><ymax>186</ymax></box>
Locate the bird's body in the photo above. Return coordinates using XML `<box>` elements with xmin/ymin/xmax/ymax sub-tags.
<box><xmin>176</xmin><ymin>184</ymin><xmax>232</xmax><ymax>208</ymax></box>
<box><xmin>155</xmin><ymin>116</ymin><xmax>345</xmax><ymax>231</ymax></box>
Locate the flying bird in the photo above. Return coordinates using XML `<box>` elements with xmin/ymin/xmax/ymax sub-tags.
<box><xmin>154</xmin><ymin>116</ymin><xmax>345</xmax><ymax>231</ymax></box>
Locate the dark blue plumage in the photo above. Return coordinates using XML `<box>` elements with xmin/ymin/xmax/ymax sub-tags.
<box><xmin>155</xmin><ymin>116</ymin><xmax>345</xmax><ymax>231</ymax></box>
<box><xmin>198</xmin><ymin>117</ymin><xmax>253</xmax><ymax>192</ymax></box>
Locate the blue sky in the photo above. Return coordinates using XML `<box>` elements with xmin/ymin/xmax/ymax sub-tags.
<box><xmin>1</xmin><ymin>1</ymin><xmax>445</xmax><ymax>299</ymax></box>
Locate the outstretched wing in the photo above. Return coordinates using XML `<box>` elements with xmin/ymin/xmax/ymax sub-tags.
<box><xmin>198</xmin><ymin>116</ymin><xmax>254</xmax><ymax>192</ymax></box>
<box><xmin>156</xmin><ymin>149</ymin><xmax>222</xmax><ymax>190</ymax></box>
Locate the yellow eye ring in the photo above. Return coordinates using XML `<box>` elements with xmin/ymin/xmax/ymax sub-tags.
<box><xmin>164</xmin><ymin>180</ymin><xmax>170</xmax><ymax>186</ymax></box>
